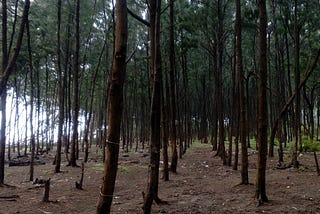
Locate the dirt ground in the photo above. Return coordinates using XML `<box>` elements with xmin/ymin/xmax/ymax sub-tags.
<box><xmin>1</xmin><ymin>143</ymin><xmax>320</xmax><ymax>214</ymax></box>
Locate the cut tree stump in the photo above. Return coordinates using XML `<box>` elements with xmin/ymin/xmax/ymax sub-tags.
<box><xmin>42</xmin><ymin>179</ymin><xmax>51</xmax><ymax>202</ymax></box>
<box><xmin>75</xmin><ymin>162</ymin><xmax>84</xmax><ymax>190</ymax></box>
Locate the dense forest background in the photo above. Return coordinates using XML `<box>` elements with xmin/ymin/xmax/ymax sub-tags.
<box><xmin>1</xmin><ymin>0</ymin><xmax>320</xmax><ymax>213</ymax></box>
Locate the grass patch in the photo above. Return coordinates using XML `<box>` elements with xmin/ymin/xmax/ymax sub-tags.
<box><xmin>92</xmin><ymin>163</ymin><xmax>104</xmax><ymax>171</ymax></box>
<box><xmin>118</xmin><ymin>165</ymin><xmax>130</xmax><ymax>173</ymax></box>
<box><xmin>191</xmin><ymin>141</ymin><xmax>212</xmax><ymax>149</ymax></box>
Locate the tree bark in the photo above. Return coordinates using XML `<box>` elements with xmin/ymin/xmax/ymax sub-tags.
<box><xmin>161</xmin><ymin>71</ymin><xmax>169</xmax><ymax>181</ymax></box>
<box><xmin>236</xmin><ymin>0</ymin><xmax>248</xmax><ymax>185</ymax></box>
<box><xmin>169</xmin><ymin>0</ymin><xmax>178</xmax><ymax>173</ymax></box>
<box><xmin>0</xmin><ymin>0</ymin><xmax>8</xmax><ymax>186</ymax></box>
<box><xmin>292</xmin><ymin>0</ymin><xmax>300</xmax><ymax>168</ymax></box>
<box><xmin>55</xmin><ymin>0</ymin><xmax>64</xmax><ymax>173</ymax></box>
<box><xmin>26</xmin><ymin>16</ymin><xmax>35</xmax><ymax>182</ymax></box>
<box><xmin>69</xmin><ymin>0</ymin><xmax>80</xmax><ymax>167</ymax></box>
<box><xmin>255</xmin><ymin>0</ymin><xmax>269</xmax><ymax>203</ymax></box>
<box><xmin>143</xmin><ymin>0</ymin><xmax>164</xmax><ymax>213</ymax></box>
<box><xmin>96</xmin><ymin>0</ymin><xmax>128</xmax><ymax>213</ymax></box>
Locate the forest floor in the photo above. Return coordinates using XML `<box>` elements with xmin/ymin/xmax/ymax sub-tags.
<box><xmin>1</xmin><ymin>142</ymin><xmax>320</xmax><ymax>214</ymax></box>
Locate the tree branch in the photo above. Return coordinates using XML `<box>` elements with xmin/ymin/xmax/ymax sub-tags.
<box><xmin>127</xmin><ymin>7</ymin><xmax>150</xmax><ymax>27</ymax></box>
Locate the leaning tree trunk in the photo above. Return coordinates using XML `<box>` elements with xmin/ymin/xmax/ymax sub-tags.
<box><xmin>96</xmin><ymin>0</ymin><xmax>128</xmax><ymax>213</ymax></box>
<box><xmin>255</xmin><ymin>0</ymin><xmax>269</xmax><ymax>203</ymax></box>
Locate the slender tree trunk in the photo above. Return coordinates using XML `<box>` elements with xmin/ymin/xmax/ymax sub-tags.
<box><xmin>14</xmin><ymin>78</ymin><xmax>21</xmax><ymax>156</ymax></box>
<box><xmin>0</xmin><ymin>0</ymin><xmax>8</xmax><ymax>186</ymax></box>
<box><xmin>255</xmin><ymin>0</ymin><xmax>269</xmax><ymax>203</ymax></box>
<box><xmin>26</xmin><ymin>16</ymin><xmax>35</xmax><ymax>182</ymax></box>
<box><xmin>69</xmin><ymin>0</ymin><xmax>80</xmax><ymax>167</ymax></box>
<box><xmin>236</xmin><ymin>0</ymin><xmax>248</xmax><ymax>185</ymax></box>
<box><xmin>55</xmin><ymin>0</ymin><xmax>64</xmax><ymax>173</ymax></box>
<box><xmin>143</xmin><ymin>0</ymin><xmax>164</xmax><ymax>213</ymax></box>
<box><xmin>63</xmin><ymin>9</ymin><xmax>73</xmax><ymax>158</ymax></box>
<box><xmin>292</xmin><ymin>0</ymin><xmax>300</xmax><ymax>168</ymax></box>
<box><xmin>84</xmin><ymin>42</ymin><xmax>106</xmax><ymax>162</ymax></box>
<box><xmin>216</xmin><ymin>0</ymin><xmax>226</xmax><ymax>165</ymax></box>
<box><xmin>161</xmin><ymin>70</ymin><xmax>169</xmax><ymax>181</ymax></box>
<box><xmin>169</xmin><ymin>0</ymin><xmax>178</xmax><ymax>173</ymax></box>
<box><xmin>181</xmin><ymin>50</ymin><xmax>190</xmax><ymax>152</ymax></box>
<box><xmin>96</xmin><ymin>0</ymin><xmax>128</xmax><ymax>213</ymax></box>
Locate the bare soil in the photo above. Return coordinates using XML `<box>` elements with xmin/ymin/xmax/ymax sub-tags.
<box><xmin>1</xmin><ymin>144</ymin><xmax>320</xmax><ymax>214</ymax></box>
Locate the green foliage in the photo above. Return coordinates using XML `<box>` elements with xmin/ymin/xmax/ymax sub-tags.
<box><xmin>301</xmin><ymin>140</ymin><xmax>320</xmax><ymax>152</ymax></box>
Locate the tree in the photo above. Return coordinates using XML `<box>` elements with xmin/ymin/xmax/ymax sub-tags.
<box><xmin>68</xmin><ymin>0</ymin><xmax>80</xmax><ymax>167</ymax></box>
<box><xmin>0</xmin><ymin>0</ymin><xmax>8</xmax><ymax>186</ymax></box>
<box><xmin>255</xmin><ymin>0</ymin><xmax>268</xmax><ymax>203</ymax></box>
<box><xmin>143</xmin><ymin>0</ymin><xmax>164</xmax><ymax>213</ymax></box>
<box><xmin>55</xmin><ymin>0</ymin><xmax>63</xmax><ymax>173</ymax></box>
<box><xmin>169</xmin><ymin>0</ymin><xmax>178</xmax><ymax>173</ymax></box>
<box><xmin>26</xmin><ymin>15</ymin><xmax>35</xmax><ymax>182</ymax></box>
<box><xmin>236</xmin><ymin>0</ymin><xmax>248</xmax><ymax>185</ymax></box>
<box><xmin>292</xmin><ymin>0</ymin><xmax>301</xmax><ymax>168</ymax></box>
<box><xmin>96</xmin><ymin>0</ymin><xmax>128</xmax><ymax>213</ymax></box>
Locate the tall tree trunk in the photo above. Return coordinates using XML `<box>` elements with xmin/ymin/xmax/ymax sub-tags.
<box><xmin>0</xmin><ymin>0</ymin><xmax>8</xmax><ymax>186</ymax></box>
<box><xmin>169</xmin><ymin>0</ymin><xmax>178</xmax><ymax>173</ymax></box>
<box><xmin>69</xmin><ymin>0</ymin><xmax>80</xmax><ymax>167</ymax></box>
<box><xmin>63</xmin><ymin>9</ymin><xmax>73</xmax><ymax>158</ymax></box>
<box><xmin>143</xmin><ymin>0</ymin><xmax>164</xmax><ymax>213</ymax></box>
<box><xmin>55</xmin><ymin>0</ymin><xmax>64</xmax><ymax>173</ymax></box>
<box><xmin>26</xmin><ymin>16</ymin><xmax>35</xmax><ymax>182</ymax></box>
<box><xmin>84</xmin><ymin>42</ymin><xmax>106</xmax><ymax>162</ymax></box>
<box><xmin>96</xmin><ymin>0</ymin><xmax>128</xmax><ymax>213</ymax></box>
<box><xmin>161</xmin><ymin>69</ymin><xmax>169</xmax><ymax>181</ymax></box>
<box><xmin>216</xmin><ymin>0</ymin><xmax>226</xmax><ymax>165</ymax></box>
<box><xmin>292</xmin><ymin>0</ymin><xmax>300</xmax><ymax>168</ymax></box>
<box><xmin>181</xmin><ymin>50</ymin><xmax>190</xmax><ymax>152</ymax></box>
<box><xmin>236</xmin><ymin>0</ymin><xmax>248</xmax><ymax>185</ymax></box>
<box><xmin>255</xmin><ymin>0</ymin><xmax>269</xmax><ymax>203</ymax></box>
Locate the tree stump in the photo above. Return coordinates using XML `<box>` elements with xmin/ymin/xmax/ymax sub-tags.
<box><xmin>42</xmin><ymin>178</ymin><xmax>51</xmax><ymax>202</ymax></box>
<box><xmin>75</xmin><ymin>162</ymin><xmax>84</xmax><ymax>190</ymax></box>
